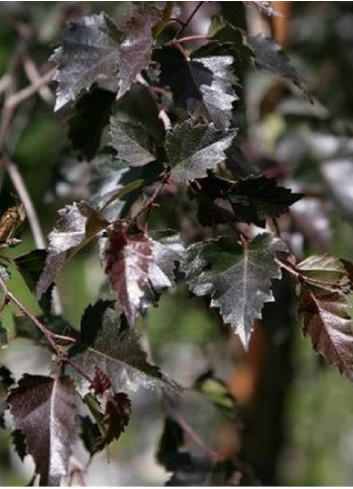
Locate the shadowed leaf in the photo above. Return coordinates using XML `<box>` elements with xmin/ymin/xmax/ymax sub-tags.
<box><xmin>8</xmin><ymin>375</ymin><xmax>77</xmax><ymax>486</ymax></box>
<box><xmin>68</xmin><ymin>301</ymin><xmax>176</xmax><ymax>395</ymax></box>
<box><xmin>156</xmin><ymin>45</ymin><xmax>238</xmax><ymax>129</ymax></box>
<box><xmin>249</xmin><ymin>34</ymin><xmax>308</xmax><ymax>95</ymax></box>
<box><xmin>67</xmin><ymin>88</ymin><xmax>116</xmax><ymax>161</ymax></box>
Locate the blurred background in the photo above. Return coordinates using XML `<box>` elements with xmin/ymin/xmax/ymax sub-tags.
<box><xmin>1</xmin><ymin>1</ymin><xmax>353</xmax><ymax>485</ymax></box>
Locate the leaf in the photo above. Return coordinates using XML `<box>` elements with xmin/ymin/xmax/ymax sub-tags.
<box><xmin>182</xmin><ymin>233</ymin><xmax>284</xmax><ymax>348</ymax></box>
<box><xmin>7</xmin><ymin>374</ymin><xmax>77</xmax><ymax>486</ymax></box>
<box><xmin>95</xmin><ymin>392</ymin><xmax>131</xmax><ymax>451</ymax></box>
<box><xmin>67</xmin><ymin>88</ymin><xmax>116</xmax><ymax>161</ymax></box>
<box><xmin>90</xmin><ymin>152</ymin><xmax>162</xmax><ymax>219</ymax></box>
<box><xmin>105</xmin><ymin>229</ymin><xmax>184</xmax><ymax>324</ymax></box>
<box><xmin>207</xmin><ymin>16</ymin><xmax>254</xmax><ymax>74</ymax></box>
<box><xmin>51</xmin><ymin>13</ymin><xmax>122</xmax><ymax>111</ymax></box>
<box><xmin>249</xmin><ymin>34</ymin><xmax>308</xmax><ymax>95</ymax></box>
<box><xmin>156</xmin><ymin>45</ymin><xmax>238</xmax><ymax>129</ymax></box>
<box><xmin>116</xmin><ymin>5</ymin><xmax>162</xmax><ymax>99</ymax></box>
<box><xmin>68</xmin><ymin>301</ymin><xmax>176</xmax><ymax>395</ymax></box>
<box><xmin>228</xmin><ymin>175</ymin><xmax>303</xmax><ymax>227</ymax></box>
<box><xmin>110</xmin><ymin>118</ymin><xmax>156</xmax><ymax>166</ymax></box>
<box><xmin>243</xmin><ymin>1</ymin><xmax>283</xmax><ymax>17</ymax></box>
<box><xmin>0</xmin><ymin>364</ymin><xmax>14</xmax><ymax>428</ymax></box>
<box><xmin>36</xmin><ymin>201</ymin><xmax>108</xmax><ymax>298</ymax></box>
<box><xmin>14</xmin><ymin>250</ymin><xmax>51</xmax><ymax>314</ymax></box>
<box><xmin>297</xmin><ymin>254</ymin><xmax>351</xmax><ymax>293</ymax></box>
<box><xmin>79</xmin><ymin>415</ymin><xmax>102</xmax><ymax>456</ymax></box>
<box><xmin>193</xmin><ymin>174</ymin><xmax>302</xmax><ymax>227</ymax></box>
<box><xmin>12</xmin><ymin>429</ymin><xmax>27</xmax><ymax>461</ymax></box>
<box><xmin>165</xmin><ymin>120</ymin><xmax>236</xmax><ymax>183</ymax></box>
<box><xmin>299</xmin><ymin>291</ymin><xmax>353</xmax><ymax>382</ymax></box>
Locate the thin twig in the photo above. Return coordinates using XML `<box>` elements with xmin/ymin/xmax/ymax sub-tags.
<box><xmin>22</xmin><ymin>57</ymin><xmax>54</xmax><ymax>104</ymax></box>
<box><xmin>171</xmin><ymin>34</ymin><xmax>209</xmax><ymax>44</ymax></box>
<box><xmin>0</xmin><ymin>275</ymin><xmax>60</xmax><ymax>353</ymax></box>
<box><xmin>164</xmin><ymin>397</ymin><xmax>222</xmax><ymax>462</ymax></box>
<box><xmin>131</xmin><ymin>170</ymin><xmax>171</xmax><ymax>224</ymax></box>
<box><xmin>177</xmin><ymin>1</ymin><xmax>205</xmax><ymax>38</ymax></box>
<box><xmin>5</xmin><ymin>67</ymin><xmax>56</xmax><ymax>110</ymax></box>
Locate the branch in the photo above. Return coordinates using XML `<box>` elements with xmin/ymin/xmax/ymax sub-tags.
<box><xmin>0</xmin><ymin>275</ymin><xmax>74</xmax><ymax>353</ymax></box>
<box><xmin>22</xmin><ymin>57</ymin><xmax>54</xmax><ymax>105</ymax></box>
<box><xmin>5</xmin><ymin>67</ymin><xmax>56</xmax><ymax>110</ymax></box>
<box><xmin>177</xmin><ymin>1</ymin><xmax>205</xmax><ymax>38</ymax></box>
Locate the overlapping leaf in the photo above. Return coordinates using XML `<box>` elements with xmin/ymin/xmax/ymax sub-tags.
<box><xmin>83</xmin><ymin>390</ymin><xmax>131</xmax><ymax>453</ymax></box>
<box><xmin>117</xmin><ymin>5</ymin><xmax>162</xmax><ymax>99</ymax></box>
<box><xmin>249</xmin><ymin>34</ymin><xmax>308</xmax><ymax>95</ymax></box>
<box><xmin>110</xmin><ymin>118</ymin><xmax>157</xmax><ymax>166</ymax></box>
<box><xmin>7</xmin><ymin>375</ymin><xmax>77</xmax><ymax>486</ymax></box>
<box><xmin>51</xmin><ymin>13</ymin><xmax>122</xmax><ymax>111</ymax></box>
<box><xmin>156</xmin><ymin>45</ymin><xmax>238</xmax><ymax>129</ymax></box>
<box><xmin>36</xmin><ymin>201</ymin><xmax>108</xmax><ymax>298</ymax></box>
<box><xmin>165</xmin><ymin>120</ymin><xmax>236</xmax><ymax>183</ymax></box>
<box><xmin>182</xmin><ymin>233</ymin><xmax>285</xmax><ymax>348</ymax></box>
<box><xmin>194</xmin><ymin>174</ymin><xmax>302</xmax><ymax>227</ymax></box>
<box><xmin>105</xmin><ymin>229</ymin><xmax>184</xmax><ymax>324</ymax></box>
<box><xmin>297</xmin><ymin>254</ymin><xmax>351</xmax><ymax>293</ymax></box>
<box><xmin>68</xmin><ymin>301</ymin><xmax>176</xmax><ymax>395</ymax></box>
<box><xmin>299</xmin><ymin>291</ymin><xmax>353</xmax><ymax>381</ymax></box>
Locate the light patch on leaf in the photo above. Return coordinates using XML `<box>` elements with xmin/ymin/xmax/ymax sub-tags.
<box><xmin>36</xmin><ymin>201</ymin><xmax>108</xmax><ymax>298</ymax></box>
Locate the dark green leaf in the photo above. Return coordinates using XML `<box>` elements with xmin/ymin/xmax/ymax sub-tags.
<box><xmin>68</xmin><ymin>301</ymin><xmax>176</xmax><ymax>395</ymax></box>
<box><xmin>110</xmin><ymin>118</ymin><xmax>157</xmax><ymax>166</ymax></box>
<box><xmin>156</xmin><ymin>45</ymin><xmax>238</xmax><ymax>129</ymax></box>
<box><xmin>165</xmin><ymin>120</ymin><xmax>236</xmax><ymax>183</ymax></box>
<box><xmin>12</xmin><ymin>429</ymin><xmax>27</xmax><ymax>461</ymax></box>
<box><xmin>8</xmin><ymin>374</ymin><xmax>78</xmax><ymax>486</ymax></box>
<box><xmin>36</xmin><ymin>201</ymin><xmax>109</xmax><ymax>298</ymax></box>
<box><xmin>182</xmin><ymin>233</ymin><xmax>285</xmax><ymax>348</ymax></box>
<box><xmin>0</xmin><ymin>364</ymin><xmax>14</xmax><ymax>428</ymax></box>
<box><xmin>67</xmin><ymin>88</ymin><xmax>116</xmax><ymax>161</ymax></box>
<box><xmin>249</xmin><ymin>34</ymin><xmax>308</xmax><ymax>95</ymax></box>
<box><xmin>105</xmin><ymin>229</ymin><xmax>184</xmax><ymax>324</ymax></box>
<box><xmin>228</xmin><ymin>175</ymin><xmax>303</xmax><ymax>227</ymax></box>
<box><xmin>79</xmin><ymin>415</ymin><xmax>102</xmax><ymax>456</ymax></box>
<box><xmin>51</xmin><ymin>13</ymin><xmax>122</xmax><ymax>111</ymax></box>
